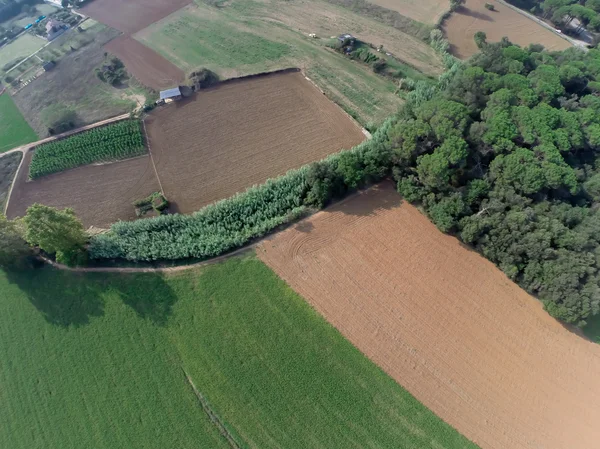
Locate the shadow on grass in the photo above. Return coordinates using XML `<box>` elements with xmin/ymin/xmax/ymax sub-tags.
<box><xmin>112</xmin><ymin>272</ymin><xmax>179</xmax><ymax>326</ymax></box>
<box><xmin>5</xmin><ymin>266</ymin><xmax>179</xmax><ymax>328</ymax></box>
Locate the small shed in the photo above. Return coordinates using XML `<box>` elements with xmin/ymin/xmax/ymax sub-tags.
<box><xmin>159</xmin><ymin>87</ymin><xmax>182</xmax><ymax>103</ymax></box>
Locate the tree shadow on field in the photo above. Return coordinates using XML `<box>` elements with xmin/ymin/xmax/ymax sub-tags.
<box><xmin>111</xmin><ymin>272</ymin><xmax>180</xmax><ymax>327</ymax></box>
<box><xmin>583</xmin><ymin>313</ymin><xmax>600</xmax><ymax>344</ymax></box>
<box><xmin>337</xmin><ymin>182</ymin><xmax>402</xmax><ymax>217</ymax></box>
<box><xmin>4</xmin><ymin>266</ymin><xmax>105</xmax><ymax>327</ymax></box>
<box><xmin>457</xmin><ymin>7</ymin><xmax>494</xmax><ymax>21</ymax></box>
<box><xmin>5</xmin><ymin>266</ymin><xmax>180</xmax><ymax>327</ymax></box>
<box><xmin>293</xmin><ymin>220</ymin><xmax>314</xmax><ymax>233</ymax></box>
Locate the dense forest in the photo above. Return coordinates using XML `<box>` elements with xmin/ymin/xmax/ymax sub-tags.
<box><xmin>389</xmin><ymin>42</ymin><xmax>600</xmax><ymax>326</ymax></box>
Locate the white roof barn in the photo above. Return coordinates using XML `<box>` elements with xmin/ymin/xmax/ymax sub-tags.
<box><xmin>159</xmin><ymin>87</ymin><xmax>182</xmax><ymax>101</ymax></box>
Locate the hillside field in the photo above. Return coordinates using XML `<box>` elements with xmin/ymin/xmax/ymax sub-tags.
<box><xmin>258</xmin><ymin>183</ymin><xmax>600</xmax><ymax>449</ymax></box>
<box><xmin>135</xmin><ymin>0</ymin><xmax>439</xmax><ymax>124</ymax></box>
<box><xmin>443</xmin><ymin>0</ymin><xmax>571</xmax><ymax>58</ymax></box>
<box><xmin>0</xmin><ymin>256</ymin><xmax>477</xmax><ymax>449</ymax></box>
<box><xmin>0</xmin><ymin>94</ymin><xmax>37</xmax><ymax>152</ymax></box>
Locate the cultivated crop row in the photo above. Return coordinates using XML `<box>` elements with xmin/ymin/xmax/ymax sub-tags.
<box><xmin>29</xmin><ymin>120</ymin><xmax>146</xmax><ymax>179</ymax></box>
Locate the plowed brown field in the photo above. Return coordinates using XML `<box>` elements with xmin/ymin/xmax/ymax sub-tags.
<box><xmin>80</xmin><ymin>0</ymin><xmax>192</xmax><ymax>34</ymax></box>
<box><xmin>6</xmin><ymin>152</ymin><xmax>160</xmax><ymax>228</ymax></box>
<box><xmin>444</xmin><ymin>0</ymin><xmax>570</xmax><ymax>58</ymax></box>
<box><xmin>145</xmin><ymin>71</ymin><xmax>365</xmax><ymax>214</ymax></box>
<box><xmin>258</xmin><ymin>183</ymin><xmax>600</xmax><ymax>449</ymax></box>
<box><xmin>105</xmin><ymin>36</ymin><xmax>184</xmax><ymax>90</ymax></box>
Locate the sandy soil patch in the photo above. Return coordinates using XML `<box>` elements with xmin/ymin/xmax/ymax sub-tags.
<box><xmin>105</xmin><ymin>36</ymin><xmax>185</xmax><ymax>90</ymax></box>
<box><xmin>258</xmin><ymin>182</ymin><xmax>600</xmax><ymax>449</ymax></box>
<box><xmin>6</xmin><ymin>151</ymin><xmax>160</xmax><ymax>227</ymax></box>
<box><xmin>145</xmin><ymin>71</ymin><xmax>365</xmax><ymax>214</ymax></box>
<box><xmin>444</xmin><ymin>0</ymin><xmax>571</xmax><ymax>58</ymax></box>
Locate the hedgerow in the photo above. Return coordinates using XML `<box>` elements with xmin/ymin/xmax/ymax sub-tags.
<box><xmin>89</xmin><ymin>121</ymin><xmax>394</xmax><ymax>262</ymax></box>
<box><xmin>89</xmin><ymin>170</ymin><xmax>309</xmax><ymax>261</ymax></box>
<box><xmin>29</xmin><ymin>120</ymin><xmax>145</xmax><ymax>178</ymax></box>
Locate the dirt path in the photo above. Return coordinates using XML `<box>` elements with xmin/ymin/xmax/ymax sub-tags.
<box><xmin>40</xmin><ymin>245</ymin><xmax>256</xmax><ymax>273</ymax></box>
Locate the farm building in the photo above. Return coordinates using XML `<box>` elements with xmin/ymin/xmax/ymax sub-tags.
<box><xmin>45</xmin><ymin>20</ymin><xmax>67</xmax><ymax>41</ymax></box>
<box><xmin>159</xmin><ymin>87</ymin><xmax>182</xmax><ymax>103</ymax></box>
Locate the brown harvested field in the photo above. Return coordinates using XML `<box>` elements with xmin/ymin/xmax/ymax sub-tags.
<box><xmin>105</xmin><ymin>36</ymin><xmax>184</xmax><ymax>90</ymax></box>
<box><xmin>367</xmin><ymin>0</ymin><xmax>450</xmax><ymax>25</ymax></box>
<box><xmin>80</xmin><ymin>0</ymin><xmax>192</xmax><ymax>34</ymax></box>
<box><xmin>444</xmin><ymin>0</ymin><xmax>571</xmax><ymax>59</ymax></box>
<box><xmin>258</xmin><ymin>182</ymin><xmax>600</xmax><ymax>449</ymax></box>
<box><xmin>6</xmin><ymin>151</ymin><xmax>160</xmax><ymax>228</ymax></box>
<box><xmin>145</xmin><ymin>71</ymin><xmax>365</xmax><ymax>214</ymax></box>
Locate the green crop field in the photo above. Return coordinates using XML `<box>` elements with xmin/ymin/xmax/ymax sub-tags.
<box><xmin>0</xmin><ymin>93</ymin><xmax>37</xmax><ymax>152</ymax></box>
<box><xmin>29</xmin><ymin>120</ymin><xmax>145</xmax><ymax>178</ymax></box>
<box><xmin>0</xmin><ymin>255</ymin><xmax>478</xmax><ymax>449</ymax></box>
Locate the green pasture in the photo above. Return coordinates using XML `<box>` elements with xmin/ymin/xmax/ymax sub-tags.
<box><xmin>0</xmin><ymin>255</ymin><xmax>478</xmax><ymax>449</ymax></box>
<box><xmin>139</xmin><ymin>3</ymin><xmax>403</xmax><ymax>125</ymax></box>
<box><xmin>0</xmin><ymin>33</ymin><xmax>45</xmax><ymax>70</ymax></box>
<box><xmin>0</xmin><ymin>93</ymin><xmax>37</xmax><ymax>152</ymax></box>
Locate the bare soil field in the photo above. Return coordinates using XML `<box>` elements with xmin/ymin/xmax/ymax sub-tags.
<box><xmin>6</xmin><ymin>151</ymin><xmax>160</xmax><ymax>228</ymax></box>
<box><xmin>443</xmin><ymin>0</ymin><xmax>571</xmax><ymax>58</ymax></box>
<box><xmin>258</xmin><ymin>182</ymin><xmax>600</xmax><ymax>449</ymax></box>
<box><xmin>145</xmin><ymin>71</ymin><xmax>365</xmax><ymax>214</ymax></box>
<box><xmin>366</xmin><ymin>0</ymin><xmax>450</xmax><ymax>25</ymax></box>
<box><xmin>80</xmin><ymin>0</ymin><xmax>192</xmax><ymax>34</ymax></box>
<box><xmin>105</xmin><ymin>36</ymin><xmax>184</xmax><ymax>90</ymax></box>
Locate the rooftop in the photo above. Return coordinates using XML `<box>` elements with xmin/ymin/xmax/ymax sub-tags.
<box><xmin>159</xmin><ymin>87</ymin><xmax>182</xmax><ymax>100</ymax></box>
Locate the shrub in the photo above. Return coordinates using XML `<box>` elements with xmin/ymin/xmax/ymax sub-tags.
<box><xmin>133</xmin><ymin>192</ymin><xmax>168</xmax><ymax>217</ymax></box>
<box><xmin>484</xmin><ymin>2</ymin><xmax>495</xmax><ymax>10</ymax></box>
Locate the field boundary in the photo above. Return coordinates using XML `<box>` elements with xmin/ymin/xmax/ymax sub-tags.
<box><xmin>2</xmin><ymin>150</ymin><xmax>25</xmax><ymax>215</ymax></box>
<box><xmin>183</xmin><ymin>370</ymin><xmax>246</xmax><ymax>449</ymax></box>
<box><xmin>142</xmin><ymin>119</ymin><xmax>164</xmax><ymax>195</ymax></box>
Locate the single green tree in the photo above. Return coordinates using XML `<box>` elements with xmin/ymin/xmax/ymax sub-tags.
<box><xmin>23</xmin><ymin>204</ymin><xmax>87</xmax><ymax>266</ymax></box>
<box><xmin>0</xmin><ymin>215</ymin><xmax>31</xmax><ymax>269</ymax></box>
